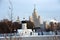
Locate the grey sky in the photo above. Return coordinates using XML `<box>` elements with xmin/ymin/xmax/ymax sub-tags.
<box><xmin>0</xmin><ymin>0</ymin><xmax>60</xmax><ymax>21</ymax></box>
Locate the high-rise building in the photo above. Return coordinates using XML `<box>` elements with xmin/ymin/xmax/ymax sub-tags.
<box><xmin>29</xmin><ymin>16</ymin><xmax>33</xmax><ymax>22</ymax></box>
<box><xmin>29</xmin><ymin>5</ymin><xmax>41</xmax><ymax>27</ymax></box>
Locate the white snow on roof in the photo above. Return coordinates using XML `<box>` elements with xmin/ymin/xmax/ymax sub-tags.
<box><xmin>50</xmin><ymin>19</ymin><xmax>58</xmax><ymax>23</ymax></box>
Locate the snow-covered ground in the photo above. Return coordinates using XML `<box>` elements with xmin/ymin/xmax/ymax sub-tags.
<box><xmin>0</xmin><ymin>35</ymin><xmax>60</xmax><ymax>40</ymax></box>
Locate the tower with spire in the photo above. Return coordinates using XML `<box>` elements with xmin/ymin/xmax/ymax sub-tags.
<box><xmin>29</xmin><ymin>5</ymin><xmax>41</xmax><ymax>27</ymax></box>
<box><xmin>32</xmin><ymin>4</ymin><xmax>38</xmax><ymax>19</ymax></box>
<box><xmin>16</xmin><ymin>16</ymin><xmax>20</xmax><ymax>23</ymax></box>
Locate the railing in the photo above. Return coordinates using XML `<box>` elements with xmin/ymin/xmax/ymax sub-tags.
<box><xmin>0</xmin><ymin>31</ymin><xmax>60</xmax><ymax>37</ymax></box>
<box><xmin>0</xmin><ymin>35</ymin><xmax>60</xmax><ymax>40</ymax></box>
<box><xmin>0</xmin><ymin>33</ymin><xmax>60</xmax><ymax>40</ymax></box>
<box><xmin>37</xmin><ymin>31</ymin><xmax>60</xmax><ymax>35</ymax></box>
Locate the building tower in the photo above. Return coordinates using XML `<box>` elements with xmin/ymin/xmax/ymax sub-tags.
<box><xmin>31</xmin><ymin>5</ymin><xmax>41</xmax><ymax>27</ymax></box>
<box><xmin>29</xmin><ymin>16</ymin><xmax>33</xmax><ymax>22</ymax></box>
<box><xmin>16</xmin><ymin>16</ymin><xmax>20</xmax><ymax>23</ymax></box>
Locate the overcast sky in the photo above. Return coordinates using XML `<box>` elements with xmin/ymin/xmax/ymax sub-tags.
<box><xmin>0</xmin><ymin>0</ymin><xmax>60</xmax><ymax>21</ymax></box>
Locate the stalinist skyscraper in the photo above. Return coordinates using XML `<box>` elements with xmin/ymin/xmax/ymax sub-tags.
<box><xmin>29</xmin><ymin>5</ymin><xmax>41</xmax><ymax>27</ymax></box>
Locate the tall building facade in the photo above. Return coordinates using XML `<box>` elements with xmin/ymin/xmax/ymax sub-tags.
<box><xmin>29</xmin><ymin>6</ymin><xmax>41</xmax><ymax>27</ymax></box>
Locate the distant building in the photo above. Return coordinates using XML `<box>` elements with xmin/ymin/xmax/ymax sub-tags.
<box><xmin>29</xmin><ymin>5</ymin><xmax>41</xmax><ymax>27</ymax></box>
<box><xmin>43</xmin><ymin>21</ymin><xmax>49</xmax><ymax>30</ymax></box>
<box><xmin>29</xmin><ymin>16</ymin><xmax>33</xmax><ymax>22</ymax></box>
<box><xmin>58</xmin><ymin>22</ymin><xmax>60</xmax><ymax>30</ymax></box>
<box><xmin>16</xmin><ymin>16</ymin><xmax>21</xmax><ymax>24</ymax></box>
<box><xmin>49</xmin><ymin>19</ymin><xmax>58</xmax><ymax>31</ymax></box>
<box><xmin>49</xmin><ymin>19</ymin><xmax>58</xmax><ymax>23</ymax></box>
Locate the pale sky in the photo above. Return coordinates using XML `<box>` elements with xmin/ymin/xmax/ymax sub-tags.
<box><xmin>0</xmin><ymin>0</ymin><xmax>60</xmax><ymax>21</ymax></box>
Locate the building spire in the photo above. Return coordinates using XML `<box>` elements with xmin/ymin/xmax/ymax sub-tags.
<box><xmin>33</xmin><ymin>4</ymin><xmax>38</xmax><ymax>18</ymax></box>
<box><xmin>34</xmin><ymin>4</ymin><xmax>36</xmax><ymax>12</ymax></box>
<box><xmin>34</xmin><ymin>4</ymin><xmax>36</xmax><ymax>9</ymax></box>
